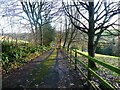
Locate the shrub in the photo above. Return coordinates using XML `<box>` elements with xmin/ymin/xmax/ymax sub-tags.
<box><xmin>2</xmin><ymin>41</ymin><xmax>50</xmax><ymax>73</ymax></box>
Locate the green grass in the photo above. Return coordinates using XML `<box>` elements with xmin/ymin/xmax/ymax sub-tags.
<box><xmin>76</xmin><ymin>50</ymin><xmax>119</xmax><ymax>67</ymax></box>
<box><xmin>77</xmin><ymin>50</ymin><xmax>119</xmax><ymax>59</ymax></box>
<box><xmin>72</xmin><ymin>49</ymin><xmax>119</xmax><ymax>88</ymax></box>
<box><xmin>76</xmin><ymin>50</ymin><xmax>119</xmax><ymax>79</ymax></box>
<box><xmin>66</xmin><ymin>49</ymin><xmax>119</xmax><ymax>87</ymax></box>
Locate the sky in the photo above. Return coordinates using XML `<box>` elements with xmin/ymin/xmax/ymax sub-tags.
<box><xmin>0</xmin><ymin>0</ymin><xmax>27</xmax><ymax>34</ymax></box>
<box><xmin>0</xmin><ymin>0</ymin><xmax>62</xmax><ymax>33</ymax></box>
<box><xmin>0</xmin><ymin>0</ymin><xmax>119</xmax><ymax>34</ymax></box>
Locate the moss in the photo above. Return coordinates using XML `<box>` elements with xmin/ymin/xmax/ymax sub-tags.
<box><xmin>28</xmin><ymin>49</ymin><xmax>56</xmax><ymax>86</ymax></box>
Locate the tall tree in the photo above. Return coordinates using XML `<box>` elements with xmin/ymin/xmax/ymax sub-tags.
<box><xmin>42</xmin><ymin>23</ymin><xmax>55</xmax><ymax>46</ymax></box>
<box><xmin>62</xmin><ymin>0</ymin><xmax>120</xmax><ymax>69</ymax></box>
<box><xmin>62</xmin><ymin>16</ymin><xmax>69</xmax><ymax>48</ymax></box>
<box><xmin>21</xmin><ymin>0</ymin><xmax>56</xmax><ymax>45</ymax></box>
<box><xmin>62</xmin><ymin>2</ymin><xmax>78</xmax><ymax>49</ymax></box>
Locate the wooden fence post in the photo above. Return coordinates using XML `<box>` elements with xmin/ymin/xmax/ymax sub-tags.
<box><xmin>75</xmin><ymin>49</ymin><xmax>77</xmax><ymax>70</ymax></box>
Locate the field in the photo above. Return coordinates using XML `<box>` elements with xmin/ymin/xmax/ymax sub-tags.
<box><xmin>76</xmin><ymin>50</ymin><xmax>120</xmax><ymax>88</ymax></box>
<box><xmin>77</xmin><ymin>50</ymin><xmax>119</xmax><ymax>67</ymax></box>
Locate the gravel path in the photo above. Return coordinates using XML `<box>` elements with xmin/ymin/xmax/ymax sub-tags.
<box><xmin>2</xmin><ymin>48</ymin><xmax>86</xmax><ymax>89</ymax></box>
<box><xmin>38</xmin><ymin>49</ymin><xmax>86</xmax><ymax>88</ymax></box>
<box><xmin>2</xmin><ymin>49</ymin><xmax>54</xmax><ymax>88</ymax></box>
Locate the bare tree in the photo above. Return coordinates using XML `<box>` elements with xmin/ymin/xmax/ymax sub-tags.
<box><xmin>62</xmin><ymin>0</ymin><xmax>120</xmax><ymax>82</ymax></box>
<box><xmin>21</xmin><ymin>0</ymin><xmax>57</xmax><ymax>45</ymax></box>
<box><xmin>62</xmin><ymin>16</ymin><xmax>70</xmax><ymax>48</ymax></box>
<box><xmin>62</xmin><ymin>2</ymin><xmax>78</xmax><ymax>49</ymax></box>
<box><xmin>62</xmin><ymin>0</ymin><xmax>120</xmax><ymax>69</ymax></box>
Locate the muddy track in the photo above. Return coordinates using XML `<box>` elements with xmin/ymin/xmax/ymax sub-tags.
<box><xmin>2</xmin><ymin>49</ymin><xmax>54</xmax><ymax>88</ymax></box>
<box><xmin>2</xmin><ymin>48</ymin><xmax>86</xmax><ymax>89</ymax></box>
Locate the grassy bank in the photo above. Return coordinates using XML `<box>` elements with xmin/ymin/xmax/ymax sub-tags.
<box><xmin>1</xmin><ymin>41</ymin><xmax>51</xmax><ymax>74</ymax></box>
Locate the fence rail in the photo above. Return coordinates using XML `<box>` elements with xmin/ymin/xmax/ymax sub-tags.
<box><xmin>63</xmin><ymin>48</ymin><xmax>120</xmax><ymax>90</ymax></box>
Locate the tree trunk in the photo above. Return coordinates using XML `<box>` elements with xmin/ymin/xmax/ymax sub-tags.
<box><xmin>63</xmin><ymin>29</ymin><xmax>68</xmax><ymax>48</ymax></box>
<box><xmin>63</xmin><ymin>36</ymin><xmax>67</xmax><ymax>48</ymax></box>
<box><xmin>35</xmin><ymin>26</ymin><xmax>38</xmax><ymax>45</ymax></box>
<box><xmin>88</xmin><ymin>1</ymin><xmax>97</xmax><ymax>83</ymax></box>
<box><xmin>67</xmin><ymin>40</ymin><xmax>71</xmax><ymax>49</ymax></box>
<box><xmin>38</xmin><ymin>23</ymin><xmax>43</xmax><ymax>46</ymax></box>
<box><xmin>40</xmin><ymin>28</ymin><xmax>43</xmax><ymax>46</ymax></box>
<box><xmin>63</xmin><ymin>17</ymin><xmax>69</xmax><ymax>48</ymax></box>
<box><xmin>63</xmin><ymin>28</ymin><xmax>68</xmax><ymax>48</ymax></box>
<box><xmin>88</xmin><ymin>1</ymin><xmax>96</xmax><ymax>69</ymax></box>
<box><xmin>88</xmin><ymin>34</ymin><xmax>96</xmax><ymax>68</ymax></box>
